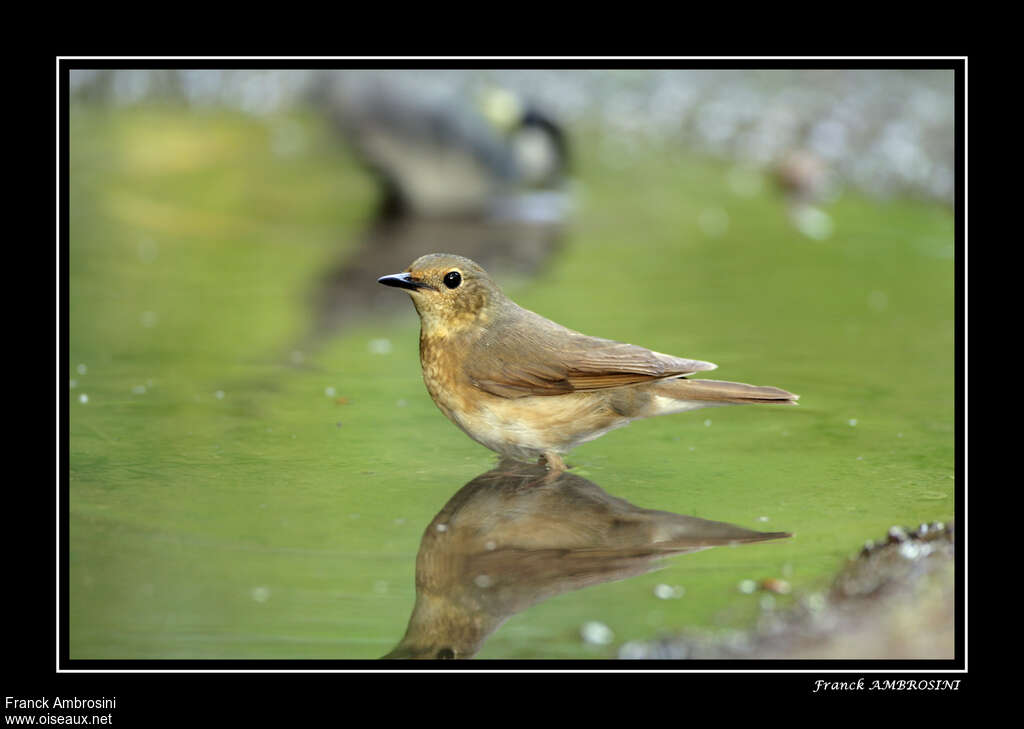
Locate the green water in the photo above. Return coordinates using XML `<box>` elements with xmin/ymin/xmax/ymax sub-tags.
<box><xmin>66</xmin><ymin>105</ymin><xmax>955</xmax><ymax>660</ymax></box>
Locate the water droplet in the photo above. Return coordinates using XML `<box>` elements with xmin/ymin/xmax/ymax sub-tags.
<box><xmin>792</xmin><ymin>205</ymin><xmax>834</xmax><ymax>240</ymax></box>
<box><xmin>78</xmin><ymin>394</ymin><xmax>89</xmax><ymax>404</ymax></box>
<box><xmin>214</xmin><ymin>390</ymin><xmax>225</xmax><ymax>400</ymax></box>
<box><xmin>435</xmin><ymin>523</ymin><xmax>448</xmax><ymax>533</ymax></box>
<box><xmin>369</xmin><ymin>338</ymin><xmax>393</xmax><ymax>355</ymax></box>
<box><xmin>484</xmin><ymin>540</ymin><xmax>497</xmax><ymax>551</ymax></box>
<box><xmin>325</xmin><ymin>386</ymin><xmax>336</xmax><ymax>397</ymax></box>
<box><xmin>76</xmin><ymin>364</ymin><xmax>88</xmax><ymax>375</ymax></box>
<box><xmin>738</xmin><ymin>579</ymin><xmax>756</xmax><ymax>594</ymax></box>
<box><xmin>474</xmin><ymin>574</ymin><xmax>493</xmax><ymax>588</ymax></box>
<box><xmin>757</xmin><ymin>516</ymin><xmax>770</xmax><ymax>522</ymax></box>
<box><xmin>848</xmin><ymin>418</ymin><xmax>858</xmax><ymax>426</ymax></box>
<box><xmin>704</xmin><ymin>419</ymin><xmax>712</xmax><ymax>427</ymax></box>
<box><xmin>580</xmin><ymin>621</ymin><xmax>614</xmax><ymax>645</ymax></box>
<box><xmin>653</xmin><ymin>584</ymin><xmax>685</xmax><ymax>599</ymax></box>
<box><xmin>250</xmin><ymin>586</ymin><xmax>271</xmax><ymax>603</ymax></box>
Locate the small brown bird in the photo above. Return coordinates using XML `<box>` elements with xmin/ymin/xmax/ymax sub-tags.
<box><xmin>378</xmin><ymin>253</ymin><xmax>798</xmax><ymax>472</ymax></box>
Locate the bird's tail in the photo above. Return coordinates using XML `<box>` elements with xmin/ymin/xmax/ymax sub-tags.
<box><xmin>652</xmin><ymin>378</ymin><xmax>799</xmax><ymax>406</ymax></box>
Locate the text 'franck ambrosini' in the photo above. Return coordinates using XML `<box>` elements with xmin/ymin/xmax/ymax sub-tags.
<box><xmin>5</xmin><ymin>697</ymin><xmax>117</xmax><ymax>710</ymax></box>
<box><xmin>812</xmin><ymin>679</ymin><xmax>961</xmax><ymax>692</ymax></box>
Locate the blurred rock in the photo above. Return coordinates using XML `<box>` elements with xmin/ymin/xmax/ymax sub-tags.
<box><xmin>619</xmin><ymin>520</ymin><xmax>955</xmax><ymax>660</ymax></box>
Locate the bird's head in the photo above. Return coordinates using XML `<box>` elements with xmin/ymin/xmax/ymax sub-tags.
<box><xmin>377</xmin><ymin>253</ymin><xmax>504</xmax><ymax>337</ymax></box>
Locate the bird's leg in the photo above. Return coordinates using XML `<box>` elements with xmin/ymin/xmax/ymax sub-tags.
<box><xmin>536</xmin><ymin>452</ymin><xmax>567</xmax><ymax>484</ymax></box>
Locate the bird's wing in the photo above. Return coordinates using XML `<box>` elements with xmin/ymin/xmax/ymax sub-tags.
<box><xmin>465</xmin><ymin>308</ymin><xmax>717</xmax><ymax>398</ymax></box>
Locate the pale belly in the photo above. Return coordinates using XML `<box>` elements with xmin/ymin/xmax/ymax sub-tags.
<box><xmin>429</xmin><ymin>387</ymin><xmax>630</xmax><ymax>462</ymax></box>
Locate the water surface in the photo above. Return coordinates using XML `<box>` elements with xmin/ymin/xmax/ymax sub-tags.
<box><xmin>67</xmin><ymin>105</ymin><xmax>955</xmax><ymax>660</ymax></box>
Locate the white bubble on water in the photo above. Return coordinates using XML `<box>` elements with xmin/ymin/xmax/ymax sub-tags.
<box><xmin>793</xmin><ymin>205</ymin><xmax>834</xmax><ymax>240</ymax></box>
<box><xmin>580</xmin><ymin>621</ymin><xmax>614</xmax><ymax>645</ymax></box>
<box><xmin>325</xmin><ymin>386</ymin><xmax>337</xmax><ymax>397</ymax></box>
<box><xmin>369</xmin><ymin>338</ymin><xmax>393</xmax><ymax>355</ymax></box>
<box><xmin>77</xmin><ymin>364</ymin><xmax>88</xmax><ymax>375</ymax></box>
<box><xmin>653</xmin><ymin>584</ymin><xmax>685</xmax><ymax>600</ymax></box>
<box><xmin>250</xmin><ymin>586</ymin><xmax>271</xmax><ymax>603</ymax></box>
<box><xmin>78</xmin><ymin>394</ymin><xmax>89</xmax><ymax>404</ymax></box>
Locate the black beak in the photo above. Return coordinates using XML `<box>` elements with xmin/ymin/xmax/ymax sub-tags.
<box><xmin>377</xmin><ymin>272</ymin><xmax>435</xmax><ymax>291</ymax></box>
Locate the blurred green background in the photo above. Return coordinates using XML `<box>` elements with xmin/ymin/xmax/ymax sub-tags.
<box><xmin>66</xmin><ymin>69</ymin><xmax>956</xmax><ymax>660</ymax></box>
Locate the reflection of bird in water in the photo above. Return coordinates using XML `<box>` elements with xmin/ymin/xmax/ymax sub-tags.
<box><xmin>323</xmin><ymin>78</ymin><xmax>570</xmax><ymax>220</ymax></box>
<box><xmin>294</xmin><ymin>77</ymin><xmax>572</xmax><ymax>353</ymax></box>
<box><xmin>383</xmin><ymin>460</ymin><xmax>790</xmax><ymax>659</ymax></box>
<box><xmin>378</xmin><ymin>254</ymin><xmax>798</xmax><ymax>474</ymax></box>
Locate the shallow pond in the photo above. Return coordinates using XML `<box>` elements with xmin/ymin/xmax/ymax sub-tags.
<box><xmin>66</xmin><ymin>105</ymin><xmax>955</xmax><ymax>660</ymax></box>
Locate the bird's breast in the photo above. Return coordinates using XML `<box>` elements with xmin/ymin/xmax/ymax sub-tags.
<box><xmin>420</xmin><ymin>332</ymin><xmax>628</xmax><ymax>459</ymax></box>
<box><xmin>420</xmin><ymin>335</ymin><xmax>468</xmax><ymax>422</ymax></box>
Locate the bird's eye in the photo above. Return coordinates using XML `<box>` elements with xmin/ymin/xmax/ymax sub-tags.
<box><xmin>435</xmin><ymin>647</ymin><xmax>456</xmax><ymax>659</ymax></box>
<box><xmin>443</xmin><ymin>271</ymin><xmax>462</xmax><ymax>289</ymax></box>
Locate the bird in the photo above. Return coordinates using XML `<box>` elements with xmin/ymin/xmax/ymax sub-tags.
<box><xmin>378</xmin><ymin>253</ymin><xmax>798</xmax><ymax>473</ymax></box>
<box><xmin>382</xmin><ymin>459</ymin><xmax>791</xmax><ymax>659</ymax></box>
<box><xmin>323</xmin><ymin>78</ymin><xmax>570</xmax><ymax>220</ymax></box>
